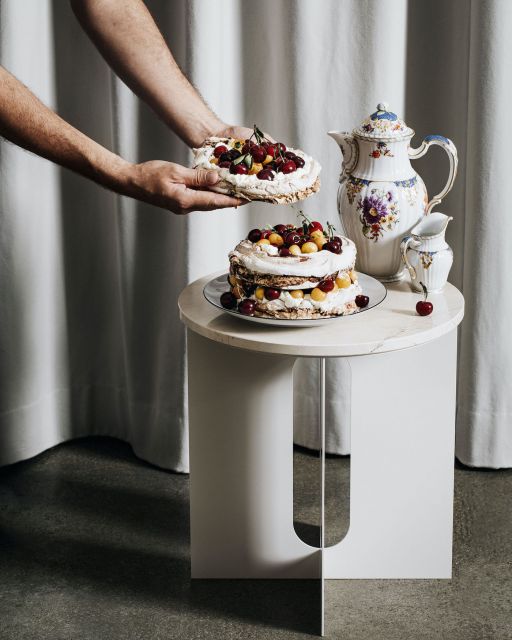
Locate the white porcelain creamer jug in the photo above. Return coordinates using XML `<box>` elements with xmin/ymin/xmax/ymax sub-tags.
<box><xmin>400</xmin><ymin>212</ymin><xmax>453</xmax><ymax>292</ymax></box>
<box><xmin>329</xmin><ymin>103</ymin><xmax>458</xmax><ymax>282</ymax></box>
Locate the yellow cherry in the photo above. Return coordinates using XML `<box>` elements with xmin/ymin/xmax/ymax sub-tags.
<box><xmin>290</xmin><ymin>289</ymin><xmax>304</xmax><ymax>299</ymax></box>
<box><xmin>336</xmin><ymin>274</ymin><xmax>351</xmax><ymax>289</ymax></box>
<box><xmin>263</xmin><ymin>154</ymin><xmax>274</xmax><ymax>165</ymax></box>
<box><xmin>350</xmin><ymin>269</ymin><xmax>358</xmax><ymax>282</ymax></box>
<box><xmin>210</xmin><ymin>157</ymin><xmax>219</xmax><ymax>164</ymax></box>
<box><xmin>268</xmin><ymin>232</ymin><xmax>284</xmax><ymax>246</ymax></box>
<box><xmin>289</xmin><ymin>244</ymin><xmax>302</xmax><ymax>256</ymax></box>
<box><xmin>332</xmin><ymin>282</ymin><xmax>339</xmax><ymax>292</ymax></box>
<box><xmin>314</xmin><ymin>236</ymin><xmax>327</xmax><ymax>250</ymax></box>
<box><xmin>301</xmin><ymin>241</ymin><xmax>318</xmax><ymax>254</ymax></box>
<box><xmin>311</xmin><ymin>287</ymin><xmax>327</xmax><ymax>302</ymax></box>
<box><xmin>256</xmin><ymin>238</ymin><xmax>270</xmax><ymax>246</ymax></box>
<box><xmin>249</xmin><ymin>162</ymin><xmax>263</xmax><ymax>175</ymax></box>
<box><xmin>255</xmin><ymin>287</ymin><xmax>265</xmax><ymax>300</ymax></box>
<box><xmin>310</xmin><ymin>229</ymin><xmax>324</xmax><ymax>240</ymax></box>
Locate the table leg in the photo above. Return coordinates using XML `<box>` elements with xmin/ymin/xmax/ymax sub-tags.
<box><xmin>324</xmin><ymin>330</ymin><xmax>457</xmax><ymax>579</ymax></box>
<box><xmin>187</xmin><ymin>330</ymin><xmax>320</xmax><ymax>578</ymax></box>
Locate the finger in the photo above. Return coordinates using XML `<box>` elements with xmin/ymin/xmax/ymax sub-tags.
<box><xmin>180</xmin><ymin>189</ymin><xmax>247</xmax><ymax>212</ymax></box>
<box><xmin>173</xmin><ymin>166</ymin><xmax>219</xmax><ymax>188</ymax></box>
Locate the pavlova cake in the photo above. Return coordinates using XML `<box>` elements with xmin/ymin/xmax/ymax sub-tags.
<box><xmin>220</xmin><ymin>216</ymin><xmax>369</xmax><ymax>319</ymax></box>
<box><xmin>193</xmin><ymin>126</ymin><xmax>321</xmax><ymax>204</ymax></box>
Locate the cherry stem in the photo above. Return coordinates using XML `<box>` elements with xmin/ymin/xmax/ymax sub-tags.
<box><xmin>420</xmin><ymin>281</ymin><xmax>428</xmax><ymax>301</ymax></box>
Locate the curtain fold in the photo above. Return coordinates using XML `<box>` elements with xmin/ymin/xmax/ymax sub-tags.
<box><xmin>0</xmin><ymin>0</ymin><xmax>510</xmax><ymax>470</ymax></box>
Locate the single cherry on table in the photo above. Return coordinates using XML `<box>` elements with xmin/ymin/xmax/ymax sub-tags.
<box><xmin>416</xmin><ymin>282</ymin><xmax>434</xmax><ymax>316</ymax></box>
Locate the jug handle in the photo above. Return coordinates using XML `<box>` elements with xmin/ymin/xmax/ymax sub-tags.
<box><xmin>409</xmin><ymin>135</ymin><xmax>458</xmax><ymax>214</ymax></box>
<box><xmin>400</xmin><ymin>235</ymin><xmax>421</xmax><ymax>281</ymax></box>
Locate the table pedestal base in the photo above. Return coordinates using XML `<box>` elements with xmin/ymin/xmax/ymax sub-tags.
<box><xmin>187</xmin><ymin>329</ymin><xmax>456</xmax><ymax>580</ymax></box>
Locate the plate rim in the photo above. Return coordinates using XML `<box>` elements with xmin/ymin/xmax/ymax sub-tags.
<box><xmin>203</xmin><ymin>272</ymin><xmax>387</xmax><ymax>327</ymax></box>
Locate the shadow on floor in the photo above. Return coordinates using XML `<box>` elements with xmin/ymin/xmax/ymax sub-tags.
<box><xmin>0</xmin><ymin>437</ymin><xmax>321</xmax><ymax>637</ymax></box>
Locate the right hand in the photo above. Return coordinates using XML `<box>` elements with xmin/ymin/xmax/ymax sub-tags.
<box><xmin>121</xmin><ymin>160</ymin><xmax>246</xmax><ymax>214</ymax></box>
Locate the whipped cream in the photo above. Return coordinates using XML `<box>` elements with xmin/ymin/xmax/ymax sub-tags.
<box><xmin>193</xmin><ymin>139</ymin><xmax>321</xmax><ymax>196</ymax></box>
<box><xmin>252</xmin><ymin>283</ymin><xmax>362</xmax><ymax>313</ymax></box>
<box><xmin>231</xmin><ymin>238</ymin><xmax>357</xmax><ymax>280</ymax></box>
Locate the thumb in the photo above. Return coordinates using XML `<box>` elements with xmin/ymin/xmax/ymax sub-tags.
<box><xmin>178</xmin><ymin>167</ymin><xmax>219</xmax><ymax>188</ymax></box>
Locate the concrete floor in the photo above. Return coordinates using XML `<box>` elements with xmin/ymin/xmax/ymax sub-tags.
<box><xmin>0</xmin><ymin>437</ymin><xmax>511</xmax><ymax>639</ymax></box>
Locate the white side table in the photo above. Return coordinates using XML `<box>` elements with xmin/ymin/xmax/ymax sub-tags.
<box><xmin>179</xmin><ymin>273</ymin><xmax>464</xmax><ymax>586</ymax></box>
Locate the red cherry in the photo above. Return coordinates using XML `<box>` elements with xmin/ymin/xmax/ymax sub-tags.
<box><xmin>213</xmin><ymin>145</ymin><xmax>228</xmax><ymax>158</ymax></box>
<box><xmin>265</xmin><ymin>288</ymin><xmax>280</xmax><ymax>300</ymax></box>
<box><xmin>257</xmin><ymin>169</ymin><xmax>275</xmax><ymax>181</ymax></box>
<box><xmin>355</xmin><ymin>295</ymin><xmax>369</xmax><ymax>308</ymax></box>
<box><xmin>228</xmin><ymin>149</ymin><xmax>242</xmax><ymax>160</ymax></box>
<box><xmin>294</xmin><ymin>156</ymin><xmax>305</xmax><ymax>168</ymax></box>
<box><xmin>281</xmin><ymin>160</ymin><xmax>297</xmax><ymax>174</ymax></box>
<box><xmin>248</xmin><ymin>229</ymin><xmax>262</xmax><ymax>243</ymax></box>
<box><xmin>284</xmin><ymin>231</ymin><xmax>301</xmax><ymax>245</ymax></box>
<box><xmin>219</xmin><ymin>152</ymin><xmax>232</xmax><ymax>163</ymax></box>
<box><xmin>265</xmin><ymin>144</ymin><xmax>276</xmax><ymax>158</ymax></box>
<box><xmin>251</xmin><ymin>145</ymin><xmax>267</xmax><ymax>163</ymax></box>
<box><xmin>220</xmin><ymin>292</ymin><xmax>237</xmax><ymax>309</ymax></box>
<box><xmin>260</xmin><ymin>229</ymin><xmax>272</xmax><ymax>239</ymax></box>
<box><xmin>279</xmin><ymin>247</ymin><xmax>291</xmax><ymax>257</ymax></box>
<box><xmin>218</xmin><ymin>161</ymin><xmax>231</xmax><ymax>168</ymax></box>
<box><xmin>416</xmin><ymin>301</ymin><xmax>433</xmax><ymax>316</ymax></box>
<box><xmin>332</xmin><ymin>236</ymin><xmax>343</xmax><ymax>245</ymax></box>
<box><xmin>230</xmin><ymin>163</ymin><xmax>248</xmax><ymax>174</ymax></box>
<box><xmin>274</xmin><ymin>224</ymin><xmax>287</xmax><ymax>235</ymax></box>
<box><xmin>275</xmin><ymin>142</ymin><xmax>287</xmax><ymax>153</ymax></box>
<box><xmin>238</xmin><ymin>299</ymin><xmax>256</xmax><ymax>316</ymax></box>
<box><xmin>308</xmin><ymin>221</ymin><xmax>323</xmax><ymax>232</ymax></box>
<box><xmin>318</xmin><ymin>279</ymin><xmax>335</xmax><ymax>293</ymax></box>
<box><xmin>325</xmin><ymin>241</ymin><xmax>342</xmax><ymax>254</ymax></box>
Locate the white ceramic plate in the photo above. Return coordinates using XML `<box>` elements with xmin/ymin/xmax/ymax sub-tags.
<box><xmin>203</xmin><ymin>272</ymin><xmax>387</xmax><ymax>327</ymax></box>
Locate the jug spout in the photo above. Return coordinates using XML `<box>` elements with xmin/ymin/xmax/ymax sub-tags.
<box><xmin>412</xmin><ymin>211</ymin><xmax>453</xmax><ymax>239</ymax></box>
<box><xmin>328</xmin><ymin>130</ymin><xmax>359</xmax><ymax>175</ymax></box>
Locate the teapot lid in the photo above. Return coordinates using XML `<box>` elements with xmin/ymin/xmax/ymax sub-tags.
<box><xmin>354</xmin><ymin>102</ymin><xmax>413</xmax><ymax>140</ymax></box>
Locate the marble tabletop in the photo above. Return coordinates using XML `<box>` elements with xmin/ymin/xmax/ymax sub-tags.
<box><xmin>178</xmin><ymin>271</ymin><xmax>464</xmax><ymax>357</ymax></box>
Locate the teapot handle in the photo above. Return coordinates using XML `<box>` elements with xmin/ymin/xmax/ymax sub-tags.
<box><xmin>409</xmin><ymin>135</ymin><xmax>458</xmax><ymax>214</ymax></box>
<box><xmin>400</xmin><ymin>235</ymin><xmax>421</xmax><ymax>281</ymax></box>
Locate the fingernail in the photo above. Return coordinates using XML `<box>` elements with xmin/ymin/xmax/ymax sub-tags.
<box><xmin>206</xmin><ymin>171</ymin><xmax>218</xmax><ymax>185</ymax></box>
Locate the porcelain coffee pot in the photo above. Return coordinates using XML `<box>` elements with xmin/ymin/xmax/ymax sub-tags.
<box><xmin>329</xmin><ymin>103</ymin><xmax>458</xmax><ymax>282</ymax></box>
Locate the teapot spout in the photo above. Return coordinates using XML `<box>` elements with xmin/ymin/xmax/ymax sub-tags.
<box><xmin>328</xmin><ymin>130</ymin><xmax>358</xmax><ymax>175</ymax></box>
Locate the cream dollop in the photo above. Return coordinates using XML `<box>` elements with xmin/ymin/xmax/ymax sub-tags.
<box><xmin>251</xmin><ymin>283</ymin><xmax>362</xmax><ymax>313</ymax></box>
<box><xmin>230</xmin><ymin>238</ymin><xmax>357</xmax><ymax>279</ymax></box>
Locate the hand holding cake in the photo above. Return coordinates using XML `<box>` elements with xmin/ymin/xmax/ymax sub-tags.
<box><xmin>193</xmin><ymin>125</ymin><xmax>321</xmax><ymax>204</ymax></box>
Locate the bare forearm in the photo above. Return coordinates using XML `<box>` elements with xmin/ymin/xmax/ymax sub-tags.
<box><xmin>70</xmin><ymin>0</ymin><xmax>224</xmax><ymax>147</ymax></box>
<box><xmin>0</xmin><ymin>66</ymin><xmax>243</xmax><ymax>214</ymax></box>
<box><xmin>0</xmin><ymin>66</ymin><xmax>129</xmax><ymax>191</ymax></box>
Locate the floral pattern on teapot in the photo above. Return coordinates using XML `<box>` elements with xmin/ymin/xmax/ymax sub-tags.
<box><xmin>369</xmin><ymin>141</ymin><xmax>394</xmax><ymax>158</ymax></box>
<box><xmin>356</xmin><ymin>188</ymin><xmax>400</xmax><ymax>242</ymax></box>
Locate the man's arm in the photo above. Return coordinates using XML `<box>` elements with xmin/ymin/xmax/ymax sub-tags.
<box><xmin>0</xmin><ymin>66</ymin><xmax>244</xmax><ymax>213</ymax></box>
<box><xmin>70</xmin><ymin>0</ymin><xmax>252</xmax><ymax>147</ymax></box>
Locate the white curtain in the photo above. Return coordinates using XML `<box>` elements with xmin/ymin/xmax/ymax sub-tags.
<box><xmin>0</xmin><ymin>0</ymin><xmax>510</xmax><ymax>471</ymax></box>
